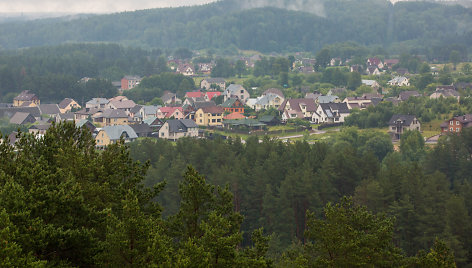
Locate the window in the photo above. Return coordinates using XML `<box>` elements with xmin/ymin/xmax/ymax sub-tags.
<box><xmin>456</xmin><ymin>128</ymin><xmax>460</xmax><ymax>132</ymax></box>
<box><xmin>240</xmin><ymin>90</ymin><xmax>244</xmax><ymax>93</ymax></box>
<box><xmin>161</xmin><ymin>132</ymin><xmax>164</xmax><ymax>137</ymax></box>
<box><xmin>450</xmin><ymin>127</ymin><xmax>454</xmax><ymax>132</ymax></box>
<box><xmin>450</xmin><ymin>121</ymin><xmax>454</xmax><ymax>125</ymax></box>
<box><xmin>456</xmin><ymin>121</ymin><xmax>460</xmax><ymax>125</ymax></box>
<box><xmin>200</xmin><ymin>119</ymin><xmax>202</xmax><ymax>123</ymax></box>
<box><xmin>212</xmin><ymin>119</ymin><xmax>216</xmax><ymax>123</ymax></box>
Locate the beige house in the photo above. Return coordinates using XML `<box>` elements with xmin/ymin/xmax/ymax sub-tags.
<box><xmin>95</xmin><ymin>125</ymin><xmax>138</xmax><ymax>148</ymax></box>
<box><xmin>158</xmin><ymin>119</ymin><xmax>199</xmax><ymax>141</ymax></box>
<box><xmin>58</xmin><ymin>98</ymin><xmax>81</xmax><ymax>113</ymax></box>
<box><xmin>224</xmin><ymin>84</ymin><xmax>250</xmax><ymax>104</ymax></box>
<box><xmin>93</xmin><ymin>109</ymin><xmax>129</xmax><ymax>126</ymax></box>
<box><xmin>388</xmin><ymin>115</ymin><xmax>421</xmax><ymax>140</ymax></box>
<box><xmin>13</xmin><ymin>90</ymin><xmax>40</xmax><ymax>107</ymax></box>
<box><xmin>278</xmin><ymin>98</ymin><xmax>317</xmax><ymax>119</ymax></box>
<box><xmin>388</xmin><ymin>76</ymin><xmax>410</xmax><ymax>87</ymax></box>
<box><xmin>254</xmin><ymin>93</ymin><xmax>285</xmax><ymax>111</ymax></box>
<box><xmin>201</xmin><ymin>78</ymin><xmax>226</xmax><ymax>91</ymax></box>
<box><xmin>195</xmin><ymin>106</ymin><xmax>224</xmax><ymax>127</ymax></box>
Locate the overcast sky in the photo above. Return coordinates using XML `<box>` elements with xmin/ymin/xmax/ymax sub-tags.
<box><xmin>0</xmin><ymin>0</ymin><xmax>217</xmax><ymax>13</ymax></box>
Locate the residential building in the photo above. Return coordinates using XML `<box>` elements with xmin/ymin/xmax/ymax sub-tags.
<box><xmin>440</xmin><ymin>114</ymin><xmax>472</xmax><ymax>134</ymax></box>
<box><xmin>13</xmin><ymin>90</ymin><xmax>40</xmax><ymax>107</ymax></box>
<box><xmin>9</xmin><ymin>112</ymin><xmax>36</xmax><ymax>125</ymax></box>
<box><xmin>278</xmin><ymin>98</ymin><xmax>317</xmax><ymax>119</ymax></box>
<box><xmin>159</xmin><ymin>119</ymin><xmax>199</xmax><ymax>140</ymax></box>
<box><xmin>107</xmin><ymin>99</ymin><xmax>136</xmax><ymax>114</ymax></box>
<box><xmin>367</xmin><ymin>57</ymin><xmax>384</xmax><ymax>69</ymax></box>
<box><xmin>58</xmin><ymin>98</ymin><xmax>81</xmax><ymax>113</ymax></box>
<box><xmin>222</xmin><ymin>98</ymin><xmax>245</xmax><ymax>113</ymax></box>
<box><xmin>201</xmin><ymin>78</ymin><xmax>226</xmax><ymax>91</ymax></box>
<box><xmin>312</xmin><ymin>103</ymin><xmax>350</xmax><ymax>124</ymax></box>
<box><xmin>86</xmin><ymin>98</ymin><xmax>109</xmax><ymax>109</ymax></box>
<box><xmin>398</xmin><ymin>91</ymin><xmax>420</xmax><ymax>102</ymax></box>
<box><xmin>388</xmin><ymin>76</ymin><xmax>410</xmax><ymax>87</ymax></box>
<box><xmin>38</xmin><ymin>104</ymin><xmax>61</xmax><ymax>118</ymax></box>
<box><xmin>388</xmin><ymin>115</ymin><xmax>421</xmax><ymax>140</ymax></box>
<box><xmin>29</xmin><ymin>123</ymin><xmax>51</xmax><ymax>136</ymax></box>
<box><xmin>176</xmin><ymin>64</ymin><xmax>195</xmax><ymax>76</ymax></box>
<box><xmin>93</xmin><ymin>109</ymin><xmax>129</xmax><ymax>126</ymax></box>
<box><xmin>343</xmin><ymin>96</ymin><xmax>376</xmax><ymax>110</ymax></box>
<box><xmin>121</xmin><ymin>75</ymin><xmax>142</xmax><ymax>90</ymax></box>
<box><xmin>384</xmin><ymin>59</ymin><xmax>399</xmax><ymax>69</ymax></box>
<box><xmin>195</xmin><ymin>106</ymin><xmax>224</xmax><ymax>127</ymax></box>
<box><xmin>430</xmin><ymin>87</ymin><xmax>460</xmax><ymax>101</ymax></box>
<box><xmin>362</xmin><ymin>80</ymin><xmax>380</xmax><ymax>89</ymax></box>
<box><xmin>130</xmin><ymin>123</ymin><xmax>154</xmax><ymax>138</ymax></box>
<box><xmin>161</xmin><ymin>92</ymin><xmax>182</xmax><ymax>105</ymax></box>
<box><xmin>366</xmin><ymin>66</ymin><xmax>381</xmax><ymax>75</ymax></box>
<box><xmin>224</xmin><ymin>84</ymin><xmax>250</xmax><ymax>104</ymax></box>
<box><xmin>254</xmin><ymin>93</ymin><xmax>284</xmax><ymax>111</ymax></box>
<box><xmin>95</xmin><ymin>125</ymin><xmax>138</xmax><ymax>147</ymax></box>
<box><xmin>156</xmin><ymin>107</ymin><xmax>184</xmax><ymax>120</ymax></box>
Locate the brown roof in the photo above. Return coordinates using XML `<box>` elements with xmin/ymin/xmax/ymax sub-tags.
<box><xmin>14</xmin><ymin>90</ymin><xmax>38</xmax><ymax>102</ymax></box>
<box><xmin>100</xmin><ymin>109</ymin><xmax>128</xmax><ymax>118</ymax></box>
<box><xmin>263</xmin><ymin>88</ymin><xmax>284</xmax><ymax>98</ymax></box>
<box><xmin>200</xmin><ymin>106</ymin><xmax>224</xmax><ymax>114</ymax></box>
<box><xmin>279</xmin><ymin>98</ymin><xmax>317</xmax><ymax>113</ymax></box>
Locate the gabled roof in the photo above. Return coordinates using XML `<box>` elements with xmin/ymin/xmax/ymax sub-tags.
<box><xmin>255</xmin><ymin>93</ymin><xmax>281</xmax><ymax>106</ymax></box>
<box><xmin>58</xmin><ymin>98</ymin><xmax>77</xmax><ymax>109</ymax></box>
<box><xmin>0</xmin><ymin>107</ymin><xmax>41</xmax><ymax>119</ymax></box>
<box><xmin>58</xmin><ymin>112</ymin><xmax>75</xmax><ymax>121</ymax></box>
<box><xmin>130</xmin><ymin>123</ymin><xmax>153</xmax><ymax>135</ymax></box>
<box><xmin>86</xmin><ymin>98</ymin><xmax>109</xmax><ymax>105</ymax></box>
<box><xmin>166</xmin><ymin>119</ymin><xmax>198</xmax><ymax>133</ymax></box>
<box><xmin>319</xmin><ymin>103</ymin><xmax>350</xmax><ymax>114</ymax></box>
<box><xmin>226</xmin><ymin>84</ymin><xmax>246</xmax><ymax>95</ymax></box>
<box><xmin>185</xmin><ymin>91</ymin><xmax>204</xmax><ymax>99</ymax></box>
<box><xmin>102</xmin><ymin>125</ymin><xmax>138</xmax><ymax>140</ymax></box>
<box><xmin>9</xmin><ymin>112</ymin><xmax>35</xmax><ymax>125</ymax></box>
<box><xmin>14</xmin><ymin>90</ymin><xmax>38</xmax><ymax>101</ymax></box>
<box><xmin>399</xmin><ymin>91</ymin><xmax>420</xmax><ymax>101</ymax></box>
<box><xmin>194</xmin><ymin>101</ymin><xmax>216</xmax><ymax>110</ymax></box>
<box><xmin>317</xmin><ymin>95</ymin><xmax>339</xmax><ymax>104</ymax></box>
<box><xmin>279</xmin><ymin>98</ymin><xmax>317</xmax><ymax>113</ymax></box>
<box><xmin>143</xmin><ymin>117</ymin><xmax>164</xmax><ymax>126</ymax></box>
<box><xmin>224</xmin><ymin>112</ymin><xmax>246</xmax><ymax>120</ymax></box>
<box><xmin>39</xmin><ymin>104</ymin><xmax>61</xmax><ymax>115</ymax></box>
<box><xmin>388</xmin><ymin>115</ymin><xmax>418</xmax><ymax>126</ymax></box>
<box><xmin>141</xmin><ymin>105</ymin><xmax>159</xmax><ymax>115</ymax></box>
<box><xmin>161</xmin><ymin>92</ymin><xmax>177</xmax><ymax>103</ymax></box>
<box><xmin>100</xmin><ymin>109</ymin><xmax>128</xmax><ymax>118</ymax></box>
<box><xmin>76</xmin><ymin>119</ymin><xmax>96</xmax><ymax>129</ymax></box>
<box><xmin>130</xmin><ymin>105</ymin><xmax>143</xmax><ymax>114</ymax></box>
<box><xmin>221</xmin><ymin>98</ymin><xmax>239</xmax><ymax>108</ymax></box>
<box><xmin>110</xmin><ymin>99</ymin><xmax>136</xmax><ymax>109</ymax></box>
<box><xmin>205</xmin><ymin>91</ymin><xmax>221</xmax><ymax>100</ymax></box>
<box><xmin>263</xmin><ymin>88</ymin><xmax>284</xmax><ymax>98</ymax></box>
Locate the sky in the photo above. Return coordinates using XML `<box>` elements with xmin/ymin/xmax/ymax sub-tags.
<box><xmin>0</xmin><ymin>0</ymin><xmax>217</xmax><ymax>13</ymax></box>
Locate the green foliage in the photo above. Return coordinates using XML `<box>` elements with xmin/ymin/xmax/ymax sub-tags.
<box><xmin>303</xmin><ymin>197</ymin><xmax>404</xmax><ymax>267</ymax></box>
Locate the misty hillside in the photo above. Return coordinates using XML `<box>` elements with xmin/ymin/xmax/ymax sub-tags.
<box><xmin>0</xmin><ymin>0</ymin><xmax>471</xmax><ymax>53</ymax></box>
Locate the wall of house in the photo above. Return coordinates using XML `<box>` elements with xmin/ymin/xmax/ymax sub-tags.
<box><xmin>195</xmin><ymin>110</ymin><xmax>223</xmax><ymax>126</ymax></box>
<box><xmin>95</xmin><ymin>130</ymin><xmax>111</xmax><ymax>147</ymax></box>
<box><xmin>104</xmin><ymin>117</ymin><xmax>128</xmax><ymax>126</ymax></box>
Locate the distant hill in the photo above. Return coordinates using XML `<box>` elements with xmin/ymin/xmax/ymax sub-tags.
<box><xmin>0</xmin><ymin>0</ymin><xmax>470</xmax><ymax>53</ymax></box>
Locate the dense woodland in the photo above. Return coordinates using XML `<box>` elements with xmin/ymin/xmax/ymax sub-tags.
<box><xmin>0</xmin><ymin>0</ymin><xmax>471</xmax><ymax>55</ymax></box>
<box><xmin>0</xmin><ymin>122</ymin><xmax>464</xmax><ymax>266</ymax></box>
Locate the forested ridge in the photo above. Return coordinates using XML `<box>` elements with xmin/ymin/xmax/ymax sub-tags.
<box><xmin>0</xmin><ymin>122</ymin><xmax>465</xmax><ymax>266</ymax></box>
<box><xmin>0</xmin><ymin>0</ymin><xmax>471</xmax><ymax>53</ymax></box>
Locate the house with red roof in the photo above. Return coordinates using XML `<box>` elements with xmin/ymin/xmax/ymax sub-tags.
<box><xmin>185</xmin><ymin>91</ymin><xmax>205</xmax><ymax>99</ymax></box>
<box><xmin>156</xmin><ymin>107</ymin><xmax>184</xmax><ymax>120</ymax></box>
<box><xmin>205</xmin><ymin>92</ymin><xmax>221</xmax><ymax>101</ymax></box>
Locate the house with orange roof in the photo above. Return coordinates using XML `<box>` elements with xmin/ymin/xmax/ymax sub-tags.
<box><xmin>224</xmin><ymin>112</ymin><xmax>246</xmax><ymax>120</ymax></box>
<box><xmin>156</xmin><ymin>107</ymin><xmax>184</xmax><ymax>120</ymax></box>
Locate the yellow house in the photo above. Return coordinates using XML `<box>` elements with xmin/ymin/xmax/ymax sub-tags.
<box><xmin>13</xmin><ymin>90</ymin><xmax>40</xmax><ymax>107</ymax></box>
<box><xmin>58</xmin><ymin>98</ymin><xmax>81</xmax><ymax>113</ymax></box>
<box><xmin>93</xmin><ymin>109</ymin><xmax>129</xmax><ymax>127</ymax></box>
<box><xmin>95</xmin><ymin>125</ymin><xmax>138</xmax><ymax>148</ymax></box>
<box><xmin>195</xmin><ymin>106</ymin><xmax>224</xmax><ymax>127</ymax></box>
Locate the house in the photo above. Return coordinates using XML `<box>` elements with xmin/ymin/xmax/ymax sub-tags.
<box><xmin>343</xmin><ymin>96</ymin><xmax>375</xmax><ymax>110</ymax></box>
<box><xmin>95</xmin><ymin>125</ymin><xmax>138</xmax><ymax>147</ymax></box>
<box><xmin>185</xmin><ymin>91</ymin><xmax>205</xmax><ymax>99</ymax></box>
<box><xmin>222</xmin><ymin>98</ymin><xmax>245</xmax><ymax>113</ymax></box>
<box><xmin>205</xmin><ymin>92</ymin><xmax>221</xmax><ymax>101</ymax></box>
<box><xmin>9</xmin><ymin>112</ymin><xmax>36</xmax><ymax>125</ymax></box>
<box><xmin>312</xmin><ymin>103</ymin><xmax>350</xmax><ymax>124</ymax></box>
<box><xmin>362</xmin><ymin>80</ymin><xmax>380</xmax><ymax>89</ymax></box>
<box><xmin>306</xmin><ymin>92</ymin><xmax>321</xmax><ymax>100</ymax></box>
<box><xmin>298</xmin><ymin>66</ymin><xmax>315</xmax><ymax>74</ymax></box>
<box><xmin>157</xmin><ymin>107</ymin><xmax>184</xmax><ymax>120</ymax></box>
<box><xmin>282</xmin><ymin>109</ymin><xmax>305</xmax><ymax>121</ymax></box>
<box><xmin>398</xmin><ymin>91</ymin><xmax>420</xmax><ymax>102</ymax></box>
<box><xmin>107</xmin><ymin>99</ymin><xmax>136</xmax><ymax>114</ymax></box>
<box><xmin>86</xmin><ymin>98</ymin><xmax>109</xmax><ymax>109</ymax></box>
<box><xmin>195</xmin><ymin>106</ymin><xmax>225</xmax><ymax>127</ymax></box>
<box><xmin>143</xmin><ymin>117</ymin><xmax>164</xmax><ymax>131</ymax></box>
<box><xmin>121</xmin><ymin>76</ymin><xmax>142</xmax><ymax>90</ymax></box>
<box><xmin>130</xmin><ymin>123</ymin><xmax>154</xmax><ymax>138</ymax></box>
<box><xmin>201</xmin><ymin>78</ymin><xmax>226</xmax><ymax>91</ymax></box>
<box><xmin>159</xmin><ymin>119</ymin><xmax>199</xmax><ymax>140</ymax></box>
<box><xmin>440</xmin><ymin>114</ymin><xmax>472</xmax><ymax>134</ymax></box>
<box><xmin>161</xmin><ymin>92</ymin><xmax>182</xmax><ymax>105</ymax></box>
<box><xmin>93</xmin><ymin>109</ymin><xmax>129</xmax><ymax>126</ymax></box>
<box><xmin>198</xmin><ymin>63</ymin><xmax>213</xmax><ymax>74</ymax></box>
<box><xmin>176</xmin><ymin>64</ymin><xmax>195</xmax><ymax>76</ymax></box>
<box><xmin>224</xmin><ymin>84</ymin><xmax>250</xmax><ymax>104</ymax></box>
<box><xmin>13</xmin><ymin>90</ymin><xmax>40</xmax><ymax>107</ymax></box>
<box><xmin>74</xmin><ymin>108</ymin><xmax>103</xmax><ymax>122</ymax></box>
<box><xmin>129</xmin><ymin>105</ymin><xmax>143</xmax><ymax>122</ymax></box>
<box><xmin>430</xmin><ymin>86</ymin><xmax>460</xmax><ymax>101</ymax></box>
<box><xmin>350</xmin><ymin>64</ymin><xmax>363</xmax><ymax>73</ymax></box>
<box><xmin>139</xmin><ymin>105</ymin><xmax>159</xmax><ymax>120</ymax></box>
<box><xmin>388</xmin><ymin>115</ymin><xmax>421</xmax><ymax>140</ymax></box>
<box><xmin>367</xmin><ymin>57</ymin><xmax>384</xmax><ymax>69</ymax></box>
<box><xmin>58</xmin><ymin>98</ymin><xmax>81</xmax><ymax>113</ymax></box>
<box><xmin>76</xmin><ymin>119</ymin><xmax>96</xmax><ymax>133</ymax></box>
<box><xmin>38</xmin><ymin>104</ymin><xmax>61</xmax><ymax>118</ymax></box>
<box><xmin>388</xmin><ymin>76</ymin><xmax>410</xmax><ymax>87</ymax></box>
<box><xmin>0</xmin><ymin>107</ymin><xmax>41</xmax><ymax>121</ymax></box>
<box><xmin>366</xmin><ymin>66</ymin><xmax>381</xmax><ymax>75</ymax></box>
<box><xmin>278</xmin><ymin>98</ymin><xmax>317</xmax><ymax>120</ymax></box>
<box><xmin>29</xmin><ymin>123</ymin><xmax>51</xmax><ymax>136</ymax></box>
<box><xmin>254</xmin><ymin>93</ymin><xmax>284</xmax><ymax>111</ymax></box>
<box><xmin>262</xmin><ymin>88</ymin><xmax>284</xmax><ymax>99</ymax></box>
<box><xmin>56</xmin><ymin>112</ymin><xmax>75</xmax><ymax>122</ymax></box>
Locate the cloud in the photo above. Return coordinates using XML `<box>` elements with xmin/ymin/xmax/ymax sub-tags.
<box><xmin>0</xmin><ymin>0</ymin><xmax>217</xmax><ymax>13</ymax></box>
